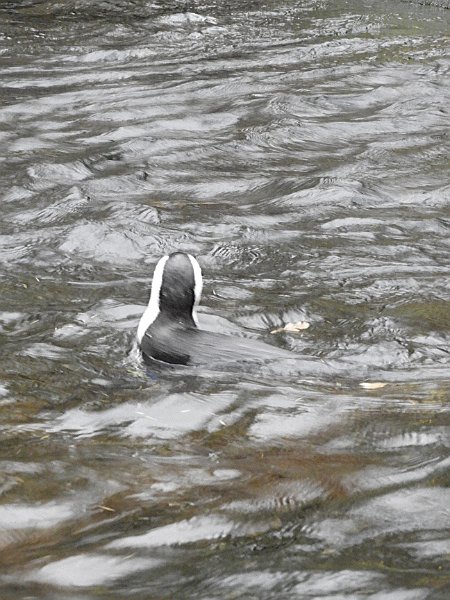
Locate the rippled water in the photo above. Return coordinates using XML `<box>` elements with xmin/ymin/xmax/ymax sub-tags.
<box><xmin>1</xmin><ymin>0</ymin><xmax>449</xmax><ymax>597</ymax></box>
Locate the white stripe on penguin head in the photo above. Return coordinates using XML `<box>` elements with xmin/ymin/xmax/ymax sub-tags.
<box><xmin>137</xmin><ymin>254</ymin><xmax>169</xmax><ymax>343</ymax></box>
<box><xmin>187</xmin><ymin>254</ymin><xmax>203</xmax><ymax>326</ymax></box>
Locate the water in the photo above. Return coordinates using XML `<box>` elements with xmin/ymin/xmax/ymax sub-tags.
<box><xmin>0</xmin><ymin>0</ymin><xmax>449</xmax><ymax>597</ymax></box>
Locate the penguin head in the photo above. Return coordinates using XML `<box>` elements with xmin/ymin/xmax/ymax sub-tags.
<box><xmin>137</xmin><ymin>252</ymin><xmax>203</xmax><ymax>343</ymax></box>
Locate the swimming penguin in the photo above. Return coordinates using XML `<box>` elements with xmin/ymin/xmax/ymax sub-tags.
<box><xmin>137</xmin><ymin>252</ymin><xmax>293</xmax><ymax>366</ymax></box>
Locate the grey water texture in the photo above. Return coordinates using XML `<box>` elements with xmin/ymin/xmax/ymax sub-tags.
<box><xmin>0</xmin><ymin>0</ymin><xmax>449</xmax><ymax>598</ymax></box>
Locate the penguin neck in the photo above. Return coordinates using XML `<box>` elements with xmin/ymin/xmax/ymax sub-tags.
<box><xmin>138</xmin><ymin>295</ymin><xmax>201</xmax><ymax>346</ymax></box>
<box><xmin>156</xmin><ymin>305</ymin><xmax>197</xmax><ymax>329</ymax></box>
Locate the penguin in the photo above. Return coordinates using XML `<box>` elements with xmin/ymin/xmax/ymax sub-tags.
<box><xmin>137</xmin><ymin>252</ymin><xmax>293</xmax><ymax>366</ymax></box>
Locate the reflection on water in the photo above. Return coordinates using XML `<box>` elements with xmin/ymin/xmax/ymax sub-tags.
<box><xmin>0</xmin><ymin>0</ymin><xmax>449</xmax><ymax>597</ymax></box>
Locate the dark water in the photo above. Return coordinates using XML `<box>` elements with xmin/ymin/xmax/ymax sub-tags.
<box><xmin>1</xmin><ymin>0</ymin><xmax>449</xmax><ymax>597</ymax></box>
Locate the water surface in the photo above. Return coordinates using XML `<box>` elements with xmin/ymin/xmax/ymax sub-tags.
<box><xmin>0</xmin><ymin>0</ymin><xmax>449</xmax><ymax>598</ymax></box>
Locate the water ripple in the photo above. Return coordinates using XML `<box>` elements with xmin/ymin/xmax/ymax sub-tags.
<box><xmin>0</xmin><ymin>0</ymin><xmax>449</xmax><ymax>598</ymax></box>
